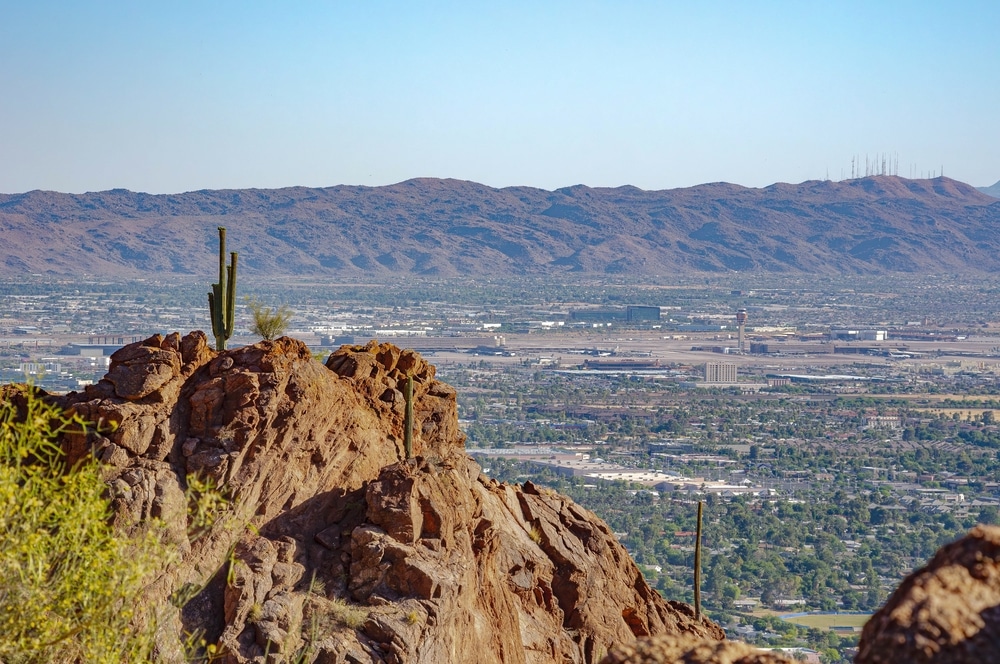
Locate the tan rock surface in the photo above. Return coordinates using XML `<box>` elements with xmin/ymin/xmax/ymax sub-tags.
<box><xmin>856</xmin><ymin>524</ymin><xmax>1000</xmax><ymax>664</ymax></box>
<box><xmin>52</xmin><ymin>334</ymin><xmax>719</xmax><ymax>663</ymax></box>
<box><xmin>599</xmin><ymin>633</ymin><xmax>794</xmax><ymax>664</ymax></box>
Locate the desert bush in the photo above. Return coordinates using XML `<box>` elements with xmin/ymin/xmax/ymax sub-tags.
<box><xmin>247</xmin><ymin>297</ymin><xmax>292</xmax><ymax>341</ymax></box>
<box><xmin>0</xmin><ymin>390</ymin><xmax>162</xmax><ymax>662</ymax></box>
<box><xmin>326</xmin><ymin>597</ymin><xmax>369</xmax><ymax>629</ymax></box>
<box><xmin>0</xmin><ymin>389</ymin><xmax>226</xmax><ymax>662</ymax></box>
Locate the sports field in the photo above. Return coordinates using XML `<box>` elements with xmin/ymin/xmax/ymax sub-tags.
<box><xmin>782</xmin><ymin>613</ymin><xmax>869</xmax><ymax>630</ymax></box>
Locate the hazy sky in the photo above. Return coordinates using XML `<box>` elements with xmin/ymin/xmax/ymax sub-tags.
<box><xmin>1</xmin><ymin>1</ymin><xmax>997</xmax><ymax>194</ymax></box>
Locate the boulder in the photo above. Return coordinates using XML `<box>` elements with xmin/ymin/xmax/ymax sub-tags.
<box><xmin>600</xmin><ymin>633</ymin><xmax>794</xmax><ymax>663</ymax></box>
<box><xmin>856</xmin><ymin>524</ymin><xmax>1000</xmax><ymax>664</ymax></box>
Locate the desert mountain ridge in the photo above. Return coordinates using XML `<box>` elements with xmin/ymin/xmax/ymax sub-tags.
<box><xmin>978</xmin><ymin>179</ymin><xmax>1000</xmax><ymax>198</ymax></box>
<box><xmin>2</xmin><ymin>175</ymin><xmax>1000</xmax><ymax>278</ymax></box>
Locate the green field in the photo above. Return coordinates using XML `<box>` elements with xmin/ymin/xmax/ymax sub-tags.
<box><xmin>783</xmin><ymin>613</ymin><xmax>870</xmax><ymax>630</ymax></box>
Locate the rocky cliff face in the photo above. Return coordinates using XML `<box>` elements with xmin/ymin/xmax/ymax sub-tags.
<box><xmin>56</xmin><ymin>333</ymin><xmax>721</xmax><ymax>663</ymax></box>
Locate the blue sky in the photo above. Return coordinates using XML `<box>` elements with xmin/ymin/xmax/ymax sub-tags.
<box><xmin>1</xmin><ymin>1</ymin><xmax>997</xmax><ymax>194</ymax></box>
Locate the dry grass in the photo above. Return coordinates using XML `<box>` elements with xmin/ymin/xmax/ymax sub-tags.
<box><xmin>308</xmin><ymin>575</ymin><xmax>327</xmax><ymax>597</ymax></box>
<box><xmin>306</xmin><ymin>595</ymin><xmax>369</xmax><ymax>630</ymax></box>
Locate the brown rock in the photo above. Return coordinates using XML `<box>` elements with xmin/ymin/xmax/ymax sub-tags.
<box><xmin>856</xmin><ymin>524</ymin><xmax>1000</xmax><ymax>664</ymax></box>
<box><xmin>344</xmin><ymin>455</ymin><xmax>723</xmax><ymax>663</ymax></box>
<box><xmin>60</xmin><ymin>331</ymin><xmax>215</xmax><ymax>466</ymax></box>
<box><xmin>180</xmin><ymin>330</ymin><xmax>215</xmax><ymax>372</ymax></box>
<box><xmin>53</xmin><ymin>335</ymin><xmax>716</xmax><ymax>664</ymax></box>
<box><xmin>105</xmin><ymin>334</ymin><xmax>183</xmax><ymax>400</ymax></box>
<box><xmin>0</xmin><ymin>383</ymin><xmax>47</xmax><ymax>418</ymax></box>
<box><xmin>599</xmin><ymin>633</ymin><xmax>794</xmax><ymax>664</ymax></box>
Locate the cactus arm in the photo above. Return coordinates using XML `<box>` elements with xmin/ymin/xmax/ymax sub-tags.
<box><xmin>217</xmin><ymin>227</ymin><xmax>227</xmax><ymax>293</ymax></box>
<box><xmin>224</xmin><ymin>252</ymin><xmax>237</xmax><ymax>339</ymax></box>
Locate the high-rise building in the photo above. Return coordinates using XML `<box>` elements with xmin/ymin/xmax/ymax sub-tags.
<box><xmin>705</xmin><ymin>362</ymin><xmax>737</xmax><ymax>383</ymax></box>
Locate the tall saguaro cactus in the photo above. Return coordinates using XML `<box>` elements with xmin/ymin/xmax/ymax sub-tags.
<box><xmin>208</xmin><ymin>226</ymin><xmax>238</xmax><ymax>351</ymax></box>
<box><xmin>403</xmin><ymin>375</ymin><xmax>414</xmax><ymax>459</ymax></box>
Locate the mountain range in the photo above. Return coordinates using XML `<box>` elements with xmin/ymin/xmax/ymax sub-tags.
<box><xmin>978</xmin><ymin>180</ymin><xmax>1000</xmax><ymax>198</ymax></box>
<box><xmin>2</xmin><ymin>175</ymin><xmax>999</xmax><ymax>278</ymax></box>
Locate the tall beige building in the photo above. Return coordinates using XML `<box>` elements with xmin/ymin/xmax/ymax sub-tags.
<box><xmin>705</xmin><ymin>362</ymin><xmax>737</xmax><ymax>383</ymax></box>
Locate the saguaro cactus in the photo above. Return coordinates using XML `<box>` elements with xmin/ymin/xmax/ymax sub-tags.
<box><xmin>403</xmin><ymin>375</ymin><xmax>414</xmax><ymax>459</ymax></box>
<box><xmin>208</xmin><ymin>226</ymin><xmax>238</xmax><ymax>351</ymax></box>
<box><xmin>694</xmin><ymin>499</ymin><xmax>703</xmax><ymax>619</ymax></box>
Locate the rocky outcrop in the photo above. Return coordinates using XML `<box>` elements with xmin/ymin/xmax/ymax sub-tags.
<box><xmin>856</xmin><ymin>524</ymin><xmax>1000</xmax><ymax>664</ymax></box>
<box><xmin>54</xmin><ymin>333</ymin><xmax>719</xmax><ymax>663</ymax></box>
<box><xmin>25</xmin><ymin>331</ymin><xmax>1000</xmax><ymax>663</ymax></box>
<box><xmin>599</xmin><ymin>633</ymin><xmax>794</xmax><ymax>664</ymax></box>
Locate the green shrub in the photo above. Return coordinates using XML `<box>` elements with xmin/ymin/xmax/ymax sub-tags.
<box><xmin>0</xmin><ymin>389</ymin><xmax>163</xmax><ymax>662</ymax></box>
<box><xmin>246</xmin><ymin>297</ymin><xmax>293</xmax><ymax>341</ymax></box>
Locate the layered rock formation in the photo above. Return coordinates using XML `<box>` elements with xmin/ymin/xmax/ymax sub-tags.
<box><xmin>54</xmin><ymin>333</ymin><xmax>721</xmax><ymax>663</ymax></box>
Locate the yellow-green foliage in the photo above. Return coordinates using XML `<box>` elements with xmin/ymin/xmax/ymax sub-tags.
<box><xmin>247</xmin><ymin>603</ymin><xmax>264</xmax><ymax>624</ymax></box>
<box><xmin>0</xmin><ymin>391</ymin><xmax>162</xmax><ymax>663</ymax></box>
<box><xmin>247</xmin><ymin>296</ymin><xmax>292</xmax><ymax>341</ymax></box>
<box><xmin>305</xmin><ymin>596</ymin><xmax>369</xmax><ymax>631</ymax></box>
<box><xmin>307</xmin><ymin>575</ymin><xmax>327</xmax><ymax>597</ymax></box>
<box><xmin>327</xmin><ymin>597</ymin><xmax>369</xmax><ymax>629</ymax></box>
<box><xmin>186</xmin><ymin>473</ymin><xmax>229</xmax><ymax>539</ymax></box>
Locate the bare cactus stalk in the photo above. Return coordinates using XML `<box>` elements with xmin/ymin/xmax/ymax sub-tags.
<box><xmin>694</xmin><ymin>499</ymin><xmax>703</xmax><ymax>619</ymax></box>
<box><xmin>403</xmin><ymin>375</ymin><xmax>414</xmax><ymax>459</ymax></box>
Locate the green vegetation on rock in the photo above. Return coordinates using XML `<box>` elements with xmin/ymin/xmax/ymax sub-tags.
<box><xmin>247</xmin><ymin>296</ymin><xmax>292</xmax><ymax>341</ymax></box>
<box><xmin>0</xmin><ymin>390</ymin><xmax>162</xmax><ymax>662</ymax></box>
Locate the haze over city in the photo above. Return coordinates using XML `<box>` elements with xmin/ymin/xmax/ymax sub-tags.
<box><xmin>1</xmin><ymin>1</ymin><xmax>997</xmax><ymax>195</ymax></box>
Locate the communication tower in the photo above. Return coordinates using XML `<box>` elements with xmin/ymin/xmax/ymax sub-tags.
<box><xmin>736</xmin><ymin>308</ymin><xmax>748</xmax><ymax>354</ymax></box>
